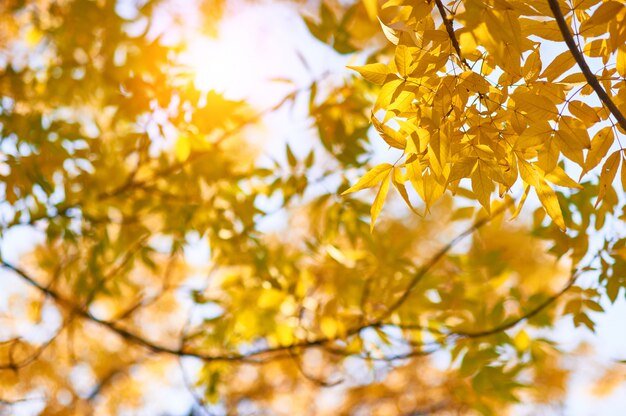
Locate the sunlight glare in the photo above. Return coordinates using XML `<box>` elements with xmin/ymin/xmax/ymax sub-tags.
<box><xmin>184</xmin><ymin>37</ymin><xmax>244</xmax><ymax>95</ymax></box>
<box><xmin>184</xmin><ymin>32</ymin><xmax>264</xmax><ymax>99</ymax></box>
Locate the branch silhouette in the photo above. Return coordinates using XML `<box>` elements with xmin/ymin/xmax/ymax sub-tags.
<box><xmin>0</xmin><ymin>198</ymin><xmax>571</xmax><ymax>365</ymax></box>
<box><xmin>548</xmin><ymin>0</ymin><xmax>626</xmax><ymax>132</ymax></box>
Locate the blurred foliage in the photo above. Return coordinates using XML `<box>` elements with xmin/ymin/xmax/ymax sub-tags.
<box><xmin>0</xmin><ymin>0</ymin><xmax>624</xmax><ymax>415</ymax></box>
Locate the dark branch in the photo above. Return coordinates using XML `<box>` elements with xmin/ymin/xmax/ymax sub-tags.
<box><xmin>289</xmin><ymin>350</ymin><xmax>343</xmax><ymax>387</ymax></box>
<box><xmin>1</xmin><ymin>260</ymin><xmax>331</xmax><ymax>363</ymax></box>
<box><xmin>5</xmin><ymin>199</ymin><xmax>562</xmax><ymax>366</ymax></box>
<box><xmin>0</xmin><ymin>199</ymin><xmax>508</xmax><ymax>365</ymax></box>
<box><xmin>452</xmin><ymin>274</ymin><xmax>578</xmax><ymax>338</ymax></box>
<box><xmin>434</xmin><ymin>0</ymin><xmax>470</xmax><ymax>69</ymax></box>
<box><xmin>547</xmin><ymin>0</ymin><xmax>626</xmax><ymax>132</ymax></box>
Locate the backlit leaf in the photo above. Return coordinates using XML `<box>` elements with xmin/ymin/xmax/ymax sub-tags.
<box><xmin>348</xmin><ymin>63</ymin><xmax>392</xmax><ymax>85</ymax></box>
<box><xmin>342</xmin><ymin>163</ymin><xmax>393</xmax><ymax>195</ymax></box>
<box><xmin>370</xmin><ymin>171</ymin><xmax>391</xmax><ymax>231</ymax></box>
<box><xmin>595</xmin><ymin>151</ymin><xmax>621</xmax><ymax>208</ymax></box>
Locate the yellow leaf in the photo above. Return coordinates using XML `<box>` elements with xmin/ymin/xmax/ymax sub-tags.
<box><xmin>536</xmin><ymin>178</ymin><xmax>566</xmax><ymax>231</ymax></box>
<box><xmin>25</xmin><ymin>28</ymin><xmax>43</xmax><ymax>46</ymax></box>
<box><xmin>451</xmin><ymin>206</ymin><xmax>475</xmax><ymax>221</ymax></box>
<box><xmin>378</xmin><ymin>16</ymin><xmax>399</xmax><ymax>45</ymax></box>
<box><xmin>449</xmin><ymin>157</ymin><xmax>477</xmax><ymax>182</ymax></box>
<box><xmin>514</xmin><ymin>330</ymin><xmax>531</xmax><ymax>351</ymax></box>
<box><xmin>521</xmin><ymin>18</ymin><xmax>562</xmax><ymax>41</ymax></box>
<box><xmin>581</xmin><ymin>127</ymin><xmax>614</xmax><ymax>178</ymax></box>
<box><xmin>522</xmin><ymin>49</ymin><xmax>542</xmax><ymax>82</ymax></box>
<box><xmin>569</xmin><ymin>100</ymin><xmax>600</xmax><ymax>125</ymax></box>
<box><xmin>559</xmin><ymin>72</ymin><xmax>587</xmax><ymax>84</ymax></box>
<box><xmin>584</xmin><ymin>39</ymin><xmax>610</xmax><ymax>60</ymax></box>
<box><xmin>473</xmin><ymin>144</ymin><xmax>496</xmax><ymax>160</ymax></box>
<box><xmin>342</xmin><ymin>163</ymin><xmax>393</xmax><ymax>195</ymax></box>
<box><xmin>370</xmin><ymin>171</ymin><xmax>391</xmax><ymax>231</ymax></box>
<box><xmin>541</xmin><ymin>50</ymin><xmax>576</xmax><ymax>81</ymax></box>
<box><xmin>372</xmin><ymin>116</ymin><xmax>406</xmax><ymax>149</ymax></box>
<box><xmin>375</xmin><ymin>78</ymin><xmax>403</xmax><ymax>110</ymax></box>
<box><xmin>537</xmin><ymin>138</ymin><xmax>560</xmax><ymax>174</ymax></box>
<box><xmin>320</xmin><ymin>317</ymin><xmax>338</xmax><ymax>338</ymax></box>
<box><xmin>459</xmin><ymin>32</ymin><xmax>477</xmax><ymax>55</ymax></box>
<box><xmin>394</xmin><ymin>45</ymin><xmax>412</xmax><ymax>77</ymax></box>
<box><xmin>407</xmin><ymin>159</ymin><xmax>425</xmax><ymax>201</ymax></box>
<box><xmin>617</xmin><ymin>46</ymin><xmax>626</xmax><ymax>78</ymax></box>
<box><xmin>514</xmin><ymin>92</ymin><xmax>558</xmax><ymax>121</ymax></box>
<box><xmin>348</xmin><ymin>63</ymin><xmax>391</xmax><ymax>85</ymax></box>
<box><xmin>573</xmin><ymin>0</ymin><xmax>602</xmax><ymax>10</ymax></box>
<box><xmin>471</xmin><ymin>162</ymin><xmax>494</xmax><ymax>214</ymax></box>
<box><xmin>398</xmin><ymin>122</ymin><xmax>429</xmax><ymax>153</ymax></box>
<box><xmin>460</xmin><ymin>71</ymin><xmax>491</xmax><ymax>94</ymax></box>
<box><xmin>392</xmin><ymin>167</ymin><xmax>417</xmax><ymax>214</ymax></box>
<box><xmin>258</xmin><ymin>289</ymin><xmax>285</xmax><ymax>309</ymax></box>
<box><xmin>579</xmin><ymin>1</ymin><xmax>625</xmax><ymax>36</ymax></box>
<box><xmin>362</xmin><ymin>0</ymin><xmax>378</xmax><ymax>21</ymax></box>
<box><xmin>544</xmin><ymin>165</ymin><xmax>583</xmax><ymax>189</ymax></box>
<box><xmin>388</xmin><ymin>88</ymin><xmax>416</xmax><ymax>114</ymax></box>
<box><xmin>422</xmin><ymin>171</ymin><xmax>445</xmax><ymax>211</ymax></box>
<box><xmin>518</xmin><ymin>158</ymin><xmax>540</xmax><ymax>187</ymax></box>
<box><xmin>515</xmin><ymin>123</ymin><xmax>552</xmax><ymax>149</ymax></box>
<box><xmin>519</xmin><ymin>159</ymin><xmax>565</xmax><ymax>230</ymax></box>
<box><xmin>596</xmin><ymin>151</ymin><xmax>621</xmax><ymax>208</ymax></box>
<box><xmin>175</xmin><ymin>135</ymin><xmax>191</xmax><ymax>161</ymax></box>
<box><xmin>275</xmin><ymin>323</ymin><xmax>294</xmax><ymax>346</ymax></box>
<box><xmin>553</xmin><ymin>128</ymin><xmax>584</xmax><ymax>167</ymax></box>
<box><xmin>561</xmin><ymin>116</ymin><xmax>591</xmax><ymax>148</ymax></box>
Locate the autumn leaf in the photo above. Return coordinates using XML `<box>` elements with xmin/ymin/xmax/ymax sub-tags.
<box><xmin>342</xmin><ymin>163</ymin><xmax>393</xmax><ymax>195</ymax></box>
<box><xmin>370</xmin><ymin>170</ymin><xmax>391</xmax><ymax>231</ymax></box>
<box><xmin>595</xmin><ymin>151</ymin><xmax>621</xmax><ymax>208</ymax></box>
<box><xmin>347</xmin><ymin>63</ymin><xmax>392</xmax><ymax>85</ymax></box>
<box><xmin>581</xmin><ymin>127</ymin><xmax>614</xmax><ymax>179</ymax></box>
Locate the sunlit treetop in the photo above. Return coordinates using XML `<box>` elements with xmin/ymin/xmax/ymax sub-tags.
<box><xmin>346</xmin><ymin>0</ymin><xmax>626</xmax><ymax>232</ymax></box>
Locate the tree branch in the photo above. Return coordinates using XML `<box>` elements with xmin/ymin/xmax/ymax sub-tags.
<box><xmin>1</xmin><ymin>260</ymin><xmax>329</xmax><ymax>363</ymax></box>
<box><xmin>86</xmin><ymin>355</ymin><xmax>152</xmax><ymax>402</ymax></box>
<box><xmin>434</xmin><ymin>0</ymin><xmax>470</xmax><ymax>69</ymax></box>
<box><xmin>375</xmin><ymin>200</ymin><xmax>513</xmax><ymax>323</ymax></box>
<box><xmin>0</xmin><ymin>200</ymin><xmax>510</xmax><ymax>365</ymax></box>
<box><xmin>547</xmin><ymin>0</ymin><xmax>626</xmax><ymax>132</ymax></box>
<box><xmin>0</xmin><ymin>323</ymin><xmax>67</xmax><ymax>371</ymax></box>
<box><xmin>452</xmin><ymin>274</ymin><xmax>577</xmax><ymax>338</ymax></box>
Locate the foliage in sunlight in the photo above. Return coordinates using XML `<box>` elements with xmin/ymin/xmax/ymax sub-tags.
<box><xmin>0</xmin><ymin>0</ymin><xmax>625</xmax><ymax>415</ymax></box>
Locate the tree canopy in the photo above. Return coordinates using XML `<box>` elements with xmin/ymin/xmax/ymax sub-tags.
<box><xmin>0</xmin><ymin>0</ymin><xmax>625</xmax><ymax>415</ymax></box>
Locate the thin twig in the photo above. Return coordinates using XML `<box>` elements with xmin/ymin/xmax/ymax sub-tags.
<box><xmin>434</xmin><ymin>0</ymin><xmax>470</xmax><ymax>69</ymax></box>
<box><xmin>375</xmin><ymin>200</ymin><xmax>513</xmax><ymax>323</ymax></box>
<box><xmin>0</xmin><ymin>200</ymin><xmax>516</xmax><ymax>365</ymax></box>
